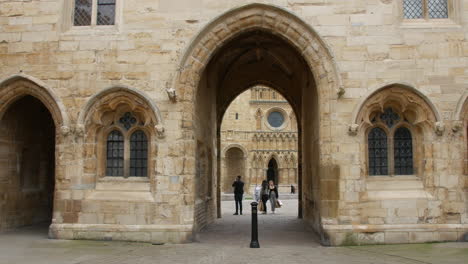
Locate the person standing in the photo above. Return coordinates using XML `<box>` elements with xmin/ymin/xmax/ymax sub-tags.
<box><xmin>232</xmin><ymin>175</ymin><xmax>244</xmax><ymax>215</ymax></box>
<box><xmin>268</xmin><ymin>180</ymin><xmax>279</xmax><ymax>214</ymax></box>
<box><xmin>260</xmin><ymin>180</ymin><xmax>269</xmax><ymax>214</ymax></box>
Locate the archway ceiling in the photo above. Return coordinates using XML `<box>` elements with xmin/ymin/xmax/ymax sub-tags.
<box><xmin>206</xmin><ymin>30</ymin><xmax>311</xmax><ymax>123</ymax></box>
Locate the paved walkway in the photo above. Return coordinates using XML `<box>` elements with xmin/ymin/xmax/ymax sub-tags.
<box><xmin>0</xmin><ymin>200</ymin><xmax>467</xmax><ymax>264</ymax></box>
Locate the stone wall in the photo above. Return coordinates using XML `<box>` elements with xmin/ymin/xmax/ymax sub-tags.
<box><xmin>0</xmin><ymin>0</ymin><xmax>466</xmax><ymax>245</ymax></box>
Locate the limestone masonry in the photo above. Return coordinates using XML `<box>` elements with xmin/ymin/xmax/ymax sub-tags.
<box><xmin>0</xmin><ymin>0</ymin><xmax>467</xmax><ymax>245</ymax></box>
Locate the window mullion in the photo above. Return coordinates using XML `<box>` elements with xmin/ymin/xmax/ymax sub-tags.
<box><xmin>124</xmin><ymin>133</ymin><xmax>130</xmax><ymax>178</ymax></box>
<box><xmin>91</xmin><ymin>0</ymin><xmax>98</xmax><ymax>26</ymax></box>
<box><xmin>389</xmin><ymin>132</ymin><xmax>394</xmax><ymax>176</ymax></box>
<box><xmin>424</xmin><ymin>0</ymin><xmax>429</xmax><ymax>19</ymax></box>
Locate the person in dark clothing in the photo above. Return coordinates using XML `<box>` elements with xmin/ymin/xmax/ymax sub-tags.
<box><xmin>232</xmin><ymin>175</ymin><xmax>244</xmax><ymax>215</ymax></box>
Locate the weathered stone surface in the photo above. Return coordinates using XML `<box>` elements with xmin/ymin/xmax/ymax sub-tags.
<box><xmin>0</xmin><ymin>0</ymin><xmax>466</xmax><ymax>246</ymax></box>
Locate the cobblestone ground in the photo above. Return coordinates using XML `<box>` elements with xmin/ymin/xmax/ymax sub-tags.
<box><xmin>0</xmin><ymin>200</ymin><xmax>467</xmax><ymax>264</ymax></box>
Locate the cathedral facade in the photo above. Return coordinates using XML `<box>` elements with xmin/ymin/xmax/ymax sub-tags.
<box><xmin>0</xmin><ymin>0</ymin><xmax>467</xmax><ymax>245</ymax></box>
<box><xmin>221</xmin><ymin>86</ymin><xmax>298</xmax><ymax>195</ymax></box>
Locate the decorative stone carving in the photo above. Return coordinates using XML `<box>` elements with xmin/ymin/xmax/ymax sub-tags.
<box><xmin>75</xmin><ymin>124</ymin><xmax>85</xmax><ymax>137</ymax></box>
<box><xmin>60</xmin><ymin>126</ymin><xmax>70</xmax><ymax>136</ymax></box>
<box><xmin>355</xmin><ymin>87</ymin><xmax>438</xmax><ymax>133</ymax></box>
<box><xmin>155</xmin><ymin>124</ymin><xmax>165</xmax><ymax>138</ymax></box>
<box><xmin>337</xmin><ymin>86</ymin><xmax>345</xmax><ymax>98</ymax></box>
<box><xmin>435</xmin><ymin>122</ymin><xmax>445</xmax><ymax>136</ymax></box>
<box><xmin>452</xmin><ymin>121</ymin><xmax>463</xmax><ymax>133</ymax></box>
<box><xmin>348</xmin><ymin>124</ymin><xmax>359</xmax><ymax>136</ymax></box>
<box><xmin>166</xmin><ymin>88</ymin><xmax>177</xmax><ymax>102</ymax></box>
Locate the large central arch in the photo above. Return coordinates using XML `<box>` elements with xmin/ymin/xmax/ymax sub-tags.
<box><xmin>175</xmin><ymin>4</ymin><xmax>341</xmax><ymax>243</ymax></box>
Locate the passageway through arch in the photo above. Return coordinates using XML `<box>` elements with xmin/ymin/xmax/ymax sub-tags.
<box><xmin>0</xmin><ymin>96</ymin><xmax>56</xmax><ymax>233</ymax></box>
<box><xmin>181</xmin><ymin>4</ymin><xmax>342</xmax><ymax>245</ymax></box>
<box><xmin>192</xmin><ymin>28</ymin><xmax>321</xmax><ymax>240</ymax></box>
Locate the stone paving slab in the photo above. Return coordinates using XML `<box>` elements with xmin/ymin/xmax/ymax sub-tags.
<box><xmin>0</xmin><ymin>200</ymin><xmax>467</xmax><ymax>264</ymax></box>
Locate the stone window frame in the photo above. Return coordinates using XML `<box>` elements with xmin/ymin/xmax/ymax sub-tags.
<box><xmin>264</xmin><ymin>107</ymin><xmax>289</xmax><ymax>131</ymax></box>
<box><xmin>365</xmin><ymin>108</ymin><xmax>417</xmax><ymax>177</ymax></box>
<box><xmin>398</xmin><ymin>0</ymin><xmax>462</xmax><ymax>28</ymax></box>
<box><xmin>352</xmin><ymin>85</ymin><xmax>441</xmax><ymax>182</ymax></box>
<box><xmin>101</xmin><ymin>118</ymin><xmax>151</xmax><ymax>178</ymax></box>
<box><xmin>61</xmin><ymin>0</ymin><xmax>122</xmax><ymax>33</ymax></box>
<box><xmin>81</xmin><ymin>89</ymin><xmax>162</xmax><ymax>185</ymax></box>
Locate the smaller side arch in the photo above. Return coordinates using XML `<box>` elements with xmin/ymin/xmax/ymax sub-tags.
<box><xmin>264</xmin><ymin>153</ymin><xmax>281</xmax><ymax>168</ymax></box>
<box><xmin>0</xmin><ymin>74</ymin><xmax>70</xmax><ymax>128</ymax></box>
<box><xmin>453</xmin><ymin>90</ymin><xmax>468</xmax><ymax>121</ymax></box>
<box><xmin>350</xmin><ymin>83</ymin><xmax>442</xmax><ymax>136</ymax></box>
<box><xmin>78</xmin><ymin>85</ymin><xmax>163</xmax><ymax>127</ymax></box>
<box><xmin>351</xmin><ymin>83</ymin><xmax>442</xmax><ymax>125</ymax></box>
<box><xmin>221</xmin><ymin>144</ymin><xmax>248</xmax><ymax>159</ymax></box>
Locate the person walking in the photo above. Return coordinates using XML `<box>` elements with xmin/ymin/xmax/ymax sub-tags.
<box><xmin>260</xmin><ymin>180</ymin><xmax>269</xmax><ymax>214</ymax></box>
<box><xmin>268</xmin><ymin>180</ymin><xmax>279</xmax><ymax>214</ymax></box>
<box><xmin>232</xmin><ymin>175</ymin><xmax>244</xmax><ymax>215</ymax></box>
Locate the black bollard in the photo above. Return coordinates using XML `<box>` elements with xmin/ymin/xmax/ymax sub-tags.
<box><xmin>250</xmin><ymin>202</ymin><xmax>260</xmax><ymax>248</ymax></box>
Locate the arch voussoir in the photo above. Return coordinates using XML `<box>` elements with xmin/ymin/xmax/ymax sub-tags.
<box><xmin>0</xmin><ymin>75</ymin><xmax>70</xmax><ymax>129</ymax></box>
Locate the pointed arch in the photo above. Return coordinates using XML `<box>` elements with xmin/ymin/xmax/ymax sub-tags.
<box><xmin>352</xmin><ymin>83</ymin><xmax>441</xmax><ymax>126</ymax></box>
<box><xmin>174</xmin><ymin>3</ymin><xmax>342</xmax><ymax>99</ymax></box>
<box><xmin>454</xmin><ymin>90</ymin><xmax>468</xmax><ymax>121</ymax></box>
<box><xmin>351</xmin><ymin>83</ymin><xmax>441</xmax><ymax>137</ymax></box>
<box><xmin>77</xmin><ymin>85</ymin><xmax>163</xmax><ymax>128</ymax></box>
<box><xmin>264</xmin><ymin>152</ymin><xmax>281</xmax><ymax>168</ymax></box>
<box><xmin>0</xmin><ymin>74</ymin><xmax>70</xmax><ymax>129</ymax></box>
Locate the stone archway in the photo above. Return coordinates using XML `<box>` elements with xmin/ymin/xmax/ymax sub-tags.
<box><xmin>0</xmin><ymin>75</ymin><xmax>68</xmax><ymax>232</ymax></box>
<box><xmin>454</xmin><ymin>92</ymin><xmax>468</xmax><ymax>176</ymax></box>
<box><xmin>175</xmin><ymin>3</ymin><xmax>341</xmax><ymax>242</ymax></box>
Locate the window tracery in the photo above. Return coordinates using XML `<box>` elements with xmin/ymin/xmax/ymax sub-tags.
<box><xmin>368</xmin><ymin>108</ymin><xmax>414</xmax><ymax>176</ymax></box>
<box><xmin>82</xmin><ymin>91</ymin><xmax>159</xmax><ymax>180</ymax></box>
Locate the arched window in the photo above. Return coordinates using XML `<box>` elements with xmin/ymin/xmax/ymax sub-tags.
<box><xmin>106</xmin><ymin>130</ymin><xmax>124</xmax><ymax>176</ymax></box>
<box><xmin>367</xmin><ymin>108</ymin><xmax>415</xmax><ymax>176</ymax></box>
<box><xmin>394</xmin><ymin>127</ymin><xmax>413</xmax><ymax>175</ymax></box>
<box><xmin>368</xmin><ymin>127</ymin><xmax>388</xmax><ymax>175</ymax></box>
<box><xmin>130</xmin><ymin>130</ymin><xmax>148</xmax><ymax>177</ymax></box>
<box><xmin>104</xmin><ymin>112</ymin><xmax>150</xmax><ymax>177</ymax></box>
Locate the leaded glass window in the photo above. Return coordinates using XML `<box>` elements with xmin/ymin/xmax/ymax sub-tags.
<box><xmin>428</xmin><ymin>0</ymin><xmax>448</xmax><ymax>18</ymax></box>
<box><xmin>380</xmin><ymin>108</ymin><xmax>400</xmax><ymax>128</ymax></box>
<box><xmin>119</xmin><ymin>112</ymin><xmax>137</xmax><ymax>130</ymax></box>
<box><xmin>73</xmin><ymin>0</ymin><xmax>116</xmax><ymax>27</ymax></box>
<box><xmin>106</xmin><ymin>130</ymin><xmax>124</xmax><ymax>176</ymax></box>
<box><xmin>403</xmin><ymin>0</ymin><xmax>449</xmax><ymax>20</ymax></box>
<box><xmin>74</xmin><ymin>0</ymin><xmax>92</xmax><ymax>26</ymax></box>
<box><xmin>368</xmin><ymin>127</ymin><xmax>388</xmax><ymax>175</ymax></box>
<box><xmin>394</xmin><ymin>127</ymin><xmax>414</xmax><ymax>175</ymax></box>
<box><xmin>97</xmin><ymin>0</ymin><xmax>116</xmax><ymax>25</ymax></box>
<box><xmin>403</xmin><ymin>0</ymin><xmax>424</xmax><ymax>19</ymax></box>
<box><xmin>130</xmin><ymin>130</ymin><xmax>148</xmax><ymax>177</ymax></box>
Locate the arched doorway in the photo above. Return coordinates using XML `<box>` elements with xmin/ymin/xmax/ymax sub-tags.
<box><xmin>192</xmin><ymin>27</ymin><xmax>317</xmax><ymax>228</ymax></box>
<box><xmin>267</xmin><ymin>158</ymin><xmax>278</xmax><ymax>184</ymax></box>
<box><xmin>223</xmin><ymin>147</ymin><xmax>245</xmax><ymax>193</ymax></box>
<box><xmin>178</xmin><ymin>4</ymin><xmax>341</xmax><ymax>243</ymax></box>
<box><xmin>0</xmin><ymin>96</ymin><xmax>56</xmax><ymax>231</ymax></box>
